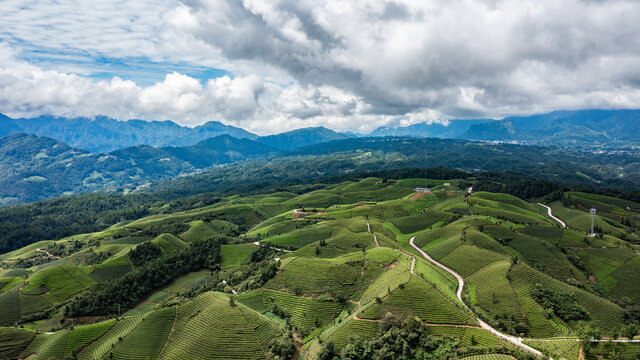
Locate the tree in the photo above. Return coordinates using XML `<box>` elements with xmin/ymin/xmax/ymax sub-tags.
<box><xmin>611</xmin><ymin>325</ymin><xmax>621</xmax><ymax>340</ymax></box>
<box><xmin>317</xmin><ymin>341</ymin><xmax>335</xmax><ymax>360</ymax></box>
<box><xmin>624</xmin><ymin>324</ymin><xmax>638</xmax><ymax>340</ymax></box>
<box><xmin>579</xmin><ymin>324</ymin><xmax>595</xmax><ymax>355</ymax></box>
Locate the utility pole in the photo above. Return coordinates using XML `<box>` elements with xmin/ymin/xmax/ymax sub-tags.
<box><xmin>590</xmin><ymin>208</ymin><xmax>596</xmax><ymax>236</ymax></box>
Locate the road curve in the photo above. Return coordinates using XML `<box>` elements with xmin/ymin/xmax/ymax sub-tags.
<box><xmin>409</xmin><ymin>236</ymin><xmax>545</xmax><ymax>358</ymax></box>
<box><xmin>538</xmin><ymin>203</ymin><xmax>566</xmax><ymax>228</ymax></box>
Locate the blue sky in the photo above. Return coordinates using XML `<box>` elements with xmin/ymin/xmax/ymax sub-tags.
<box><xmin>22</xmin><ymin>51</ymin><xmax>230</xmax><ymax>86</ymax></box>
<box><xmin>1</xmin><ymin>0</ymin><xmax>640</xmax><ymax>134</ymax></box>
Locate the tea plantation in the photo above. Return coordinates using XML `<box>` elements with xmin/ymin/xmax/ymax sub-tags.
<box><xmin>1</xmin><ymin>177</ymin><xmax>639</xmax><ymax>359</ymax></box>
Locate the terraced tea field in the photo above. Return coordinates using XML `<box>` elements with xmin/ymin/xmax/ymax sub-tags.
<box><xmin>2</xmin><ymin>177</ymin><xmax>640</xmax><ymax>359</ymax></box>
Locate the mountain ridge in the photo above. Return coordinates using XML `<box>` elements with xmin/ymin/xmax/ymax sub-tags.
<box><xmin>0</xmin><ymin>114</ymin><xmax>259</xmax><ymax>153</ymax></box>
<box><xmin>3</xmin><ymin>109</ymin><xmax>640</xmax><ymax>153</ymax></box>
<box><xmin>459</xmin><ymin>109</ymin><xmax>640</xmax><ymax>147</ymax></box>
<box><xmin>368</xmin><ymin>119</ymin><xmax>493</xmax><ymax>138</ymax></box>
<box><xmin>256</xmin><ymin>126</ymin><xmax>353</xmax><ymax>151</ymax></box>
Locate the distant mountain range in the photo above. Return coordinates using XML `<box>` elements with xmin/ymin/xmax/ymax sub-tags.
<box><xmin>2</xmin><ymin>109</ymin><xmax>639</xmax><ymax>154</ymax></box>
<box><xmin>368</xmin><ymin>119</ymin><xmax>493</xmax><ymax>138</ymax></box>
<box><xmin>0</xmin><ymin>114</ymin><xmax>257</xmax><ymax>153</ymax></box>
<box><xmin>4</xmin><ymin>128</ymin><xmax>640</xmax><ymax>204</ymax></box>
<box><xmin>367</xmin><ymin>109</ymin><xmax>640</xmax><ymax>148</ymax></box>
<box><xmin>2</xmin><ymin>108</ymin><xmax>640</xmax><ymax>204</ymax></box>
<box><xmin>0</xmin><ymin>114</ymin><xmax>354</xmax><ymax>153</ymax></box>
<box><xmin>458</xmin><ymin>109</ymin><xmax>640</xmax><ymax>147</ymax></box>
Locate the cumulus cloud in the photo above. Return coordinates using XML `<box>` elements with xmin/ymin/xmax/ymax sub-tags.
<box><xmin>139</xmin><ymin>73</ymin><xmax>204</xmax><ymax>115</ymax></box>
<box><xmin>206</xmin><ymin>75</ymin><xmax>264</xmax><ymax>120</ymax></box>
<box><xmin>175</xmin><ymin>0</ymin><xmax>640</xmax><ymax>117</ymax></box>
<box><xmin>0</xmin><ymin>46</ymin><xmax>263</xmax><ymax>127</ymax></box>
<box><xmin>0</xmin><ymin>43</ymin><xmax>389</xmax><ymax>133</ymax></box>
<box><xmin>2</xmin><ymin>0</ymin><xmax>640</xmax><ymax>133</ymax></box>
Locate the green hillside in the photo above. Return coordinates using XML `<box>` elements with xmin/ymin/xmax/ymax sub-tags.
<box><xmin>1</xmin><ymin>176</ymin><xmax>639</xmax><ymax>359</ymax></box>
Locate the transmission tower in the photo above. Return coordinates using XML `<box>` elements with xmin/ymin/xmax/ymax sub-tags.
<box><xmin>590</xmin><ymin>208</ymin><xmax>596</xmax><ymax>236</ymax></box>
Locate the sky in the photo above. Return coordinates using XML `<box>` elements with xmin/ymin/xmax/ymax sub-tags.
<box><xmin>1</xmin><ymin>0</ymin><xmax>640</xmax><ymax>135</ymax></box>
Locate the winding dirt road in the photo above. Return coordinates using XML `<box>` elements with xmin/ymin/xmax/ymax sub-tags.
<box><xmin>364</xmin><ymin>216</ymin><xmax>380</xmax><ymax>247</ymax></box>
<box><xmin>36</xmin><ymin>248</ymin><xmax>60</xmax><ymax>258</ymax></box>
<box><xmin>538</xmin><ymin>203</ymin><xmax>566</xmax><ymax>228</ymax></box>
<box><xmin>409</xmin><ymin>236</ymin><xmax>544</xmax><ymax>358</ymax></box>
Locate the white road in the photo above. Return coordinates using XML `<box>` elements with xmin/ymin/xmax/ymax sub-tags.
<box><xmin>252</xmin><ymin>241</ymin><xmax>291</xmax><ymax>253</ymax></box>
<box><xmin>538</xmin><ymin>203</ymin><xmax>566</xmax><ymax>228</ymax></box>
<box><xmin>409</xmin><ymin>236</ymin><xmax>545</xmax><ymax>358</ymax></box>
<box><xmin>364</xmin><ymin>216</ymin><xmax>380</xmax><ymax>247</ymax></box>
<box><xmin>393</xmin><ymin>248</ymin><xmax>417</xmax><ymax>274</ymax></box>
<box><xmin>524</xmin><ymin>338</ymin><xmax>640</xmax><ymax>343</ymax></box>
<box><xmin>36</xmin><ymin>248</ymin><xmax>60</xmax><ymax>258</ymax></box>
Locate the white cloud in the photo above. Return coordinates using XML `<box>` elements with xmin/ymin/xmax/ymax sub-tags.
<box><xmin>0</xmin><ymin>47</ymin><xmax>260</xmax><ymax>126</ymax></box>
<box><xmin>172</xmin><ymin>0</ymin><xmax>640</xmax><ymax>117</ymax></box>
<box><xmin>2</xmin><ymin>0</ymin><xmax>640</xmax><ymax>134</ymax></box>
<box><xmin>139</xmin><ymin>72</ymin><xmax>204</xmax><ymax>115</ymax></box>
<box><xmin>206</xmin><ymin>75</ymin><xmax>264</xmax><ymax>120</ymax></box>
<box><xmin>0</xmin><ymin>44</ymin><xmax>403</xmax><ymax>133</ymax></box>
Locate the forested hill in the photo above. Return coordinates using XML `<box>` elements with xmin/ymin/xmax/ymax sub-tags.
<box><xmin>256</xmin><ymin>126</ymin><xmax>353</xmax><ymax>151</ymax></box>
<box><xmin>287</xmin><ymin>136</ymin><xmax>640</xmax><ymax>185</ymax></box>
<box><xmin>4</xmin><ymin>132</ymin><xmax>640</xmax><ymax>205</ymax></box>
<box><xmin>0</xmin><ymin>133</ymin><xmax>277</xmax><ymax>204</ymax></box>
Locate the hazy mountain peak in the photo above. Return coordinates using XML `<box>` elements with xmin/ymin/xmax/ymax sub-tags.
<box><xmin>0</xmin><ymin>113</ymin><xmax>258</xmax><ymax>152</ymax></box>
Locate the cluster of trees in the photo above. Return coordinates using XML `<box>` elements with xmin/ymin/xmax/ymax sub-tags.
<box><xmin>266</xmin><ymin>331</ymin><xmax>296</xmax><ymax>360</ymax></box>
<box><xmin>128</xmin><ymin>242</ymin><xmax>163</xmax><ymax>268</ymax></box>
<box><xmin>137</xmin><ymin>220</ymin><xmax>190</xmax><ymax>238</ymax></box>
<box><xmin>65</xmin><ymin>236</ymin><xmax>222</xmax><ymax>317</ymax></box>
<box><xmin>531</xmin><ymin>284</ymin><xmax>590</xmax><ymax>321</ymax></box>
<box><xmin>318</xmin><ymin>316</ymin><xmax>460</xmax><ymax>360</ymax></box>
<box><xmin>474</xmin><ymin>172</ymin><xmax>561</xmax><ymax>199</ymax></box>
<box><xmin>317</xmin><ymin>315</ymin><xmax>541</xmax><ymax>360</ymax></box>
<box><xmin>212</xmin><ymin>257</ymin><xmax>278</xmax><ymax>294</ymax></box>
<box><xmin>1</xmin><ymin>252</ymin><xmax>52</xmax><ymax>269</ymax></box>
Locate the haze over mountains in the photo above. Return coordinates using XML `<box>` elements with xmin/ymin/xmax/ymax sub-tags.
<box><xmin>459</xmin><ymin>110</ymin><xmax>640</xmax><ymax>148</ymax></box>
<box><xmin>3</xmin><ymin>109</ymin><xmax>640</xmax><ymax>155</ymax></box>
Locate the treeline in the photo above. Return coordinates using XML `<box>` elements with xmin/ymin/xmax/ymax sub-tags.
<box><xmin>0</xmin><ymin>193</ymin><xmax>164</xmax><ymax>254</ymax></box>
<box><xmin>65</xmin><ymin>237</ymin><xmax>222</xmax><ymax>317</ymax></box>
<box><xmin>0</xmin><ymin>192</ymin><xmax>224</xmax><ymax>255</ymax></box>
<box><xmin>474</xmin><ymin>172</ymin><xmax>561</xmax><ymax>199</ymax></box>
